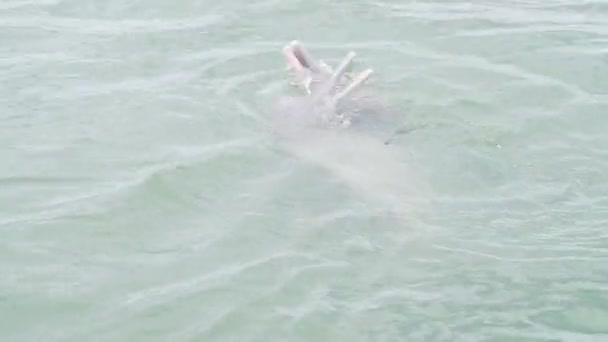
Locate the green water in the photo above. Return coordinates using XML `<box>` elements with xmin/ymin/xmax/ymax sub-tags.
<box><xmin>2</xmin><ymin>0</ymin><xmax>608</xmax><ymax>341</ymax></box>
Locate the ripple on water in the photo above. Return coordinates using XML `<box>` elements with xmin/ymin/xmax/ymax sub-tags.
<box><xmin>0</xmin><ymin>15</ymin><xmax>225</xmax><ymax>34</ymax></box>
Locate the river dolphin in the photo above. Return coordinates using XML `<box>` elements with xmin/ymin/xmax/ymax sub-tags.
<box><xmin>271</xmin><ymin>40</ymin><xmax>420</xmax><ymax>212</ymax></box>
<box><xmin>272</xmin><ymin>40</ymin><xmax>387</xmax><ymax>136</ymax></box>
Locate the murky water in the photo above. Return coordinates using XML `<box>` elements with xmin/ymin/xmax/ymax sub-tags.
<box><xmin>2</xmin><ymin>0</ymin><xmax>608</xmax><ymax>340</ymax></box>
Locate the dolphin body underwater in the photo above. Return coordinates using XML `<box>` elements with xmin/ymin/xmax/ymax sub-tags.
<box><xmin>270</xmin><ymin>41</ymin><xmax>421</xmax><ymax>212</ymax></box>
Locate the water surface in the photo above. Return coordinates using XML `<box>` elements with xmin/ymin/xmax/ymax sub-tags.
<box><xmin>2</xmin><ymin>0</ymin><xmax>608</xmax><ymax>340</ymax></box>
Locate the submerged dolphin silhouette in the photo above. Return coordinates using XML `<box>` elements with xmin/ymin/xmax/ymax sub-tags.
<box><xmin>271</xmin><ymin>41</ymin><xmax>420</xmax><ymax>211</ymax></box>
